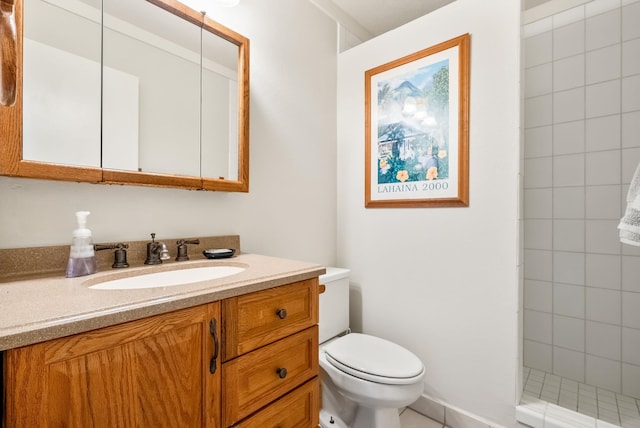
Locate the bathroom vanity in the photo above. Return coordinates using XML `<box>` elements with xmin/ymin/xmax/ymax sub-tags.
<box><xmin>0</xmin><ymin>245</ymin><xmax>323</xmax><ymax>427</ymax></box>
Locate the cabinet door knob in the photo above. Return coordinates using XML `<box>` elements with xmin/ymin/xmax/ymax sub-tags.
<box><xmin>276</xmin><ymin>308</ymin><xmax>287</xmax><ymax>319</ymax></box>
<box><xmin>276</xmin><ymin>367</ymin><xmax>288</xmax><ymax>379</ymax></box>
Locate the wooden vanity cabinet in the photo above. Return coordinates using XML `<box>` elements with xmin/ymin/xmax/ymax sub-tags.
<box><xmin>221</xmin><ymin>278</ymin><xmax>320</xmax><ymax>427</ymax></box>
<box><xmin>2</xmin><ymin>277</ymin><xmax>320</xmax><ymax>428</ymax></box>
<box><xmin>3</xmin><ymin>302</ymin><xmax>221</xmax><ymax>428</ymax></box>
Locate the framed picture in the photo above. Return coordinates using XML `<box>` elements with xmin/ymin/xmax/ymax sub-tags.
<box><xmin>365</xmin><ymin>33</ymin><xmax>470</xmax><ymax>208</ymax></box>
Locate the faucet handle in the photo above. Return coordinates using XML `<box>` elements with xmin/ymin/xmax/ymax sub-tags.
<box><xmin>176</xmin><ymin>239</ymin><xmax>200</xmax><ymax>261</ymax></box>
<box><xmin>94</xmin><ymin>243</ymin><xmax>129</xmax><ymax>268</ymax></box>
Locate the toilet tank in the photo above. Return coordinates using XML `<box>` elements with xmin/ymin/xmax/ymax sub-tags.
<box><xmin>319</xmin><ymin>267</ymin><xmax>350</xmax><ymax>343</ymax></box>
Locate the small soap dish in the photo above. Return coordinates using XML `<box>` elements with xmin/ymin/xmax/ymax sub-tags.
<box><xmin>203</xmin><ymin>248</ymin><xmax>236</xmax><ymax>259</ymax></box>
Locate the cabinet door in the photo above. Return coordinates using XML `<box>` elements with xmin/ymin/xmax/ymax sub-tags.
<box><xmin>3</xmin><ymin>303</ymin><xmax>221</xmax><ymax>428</ymax></box>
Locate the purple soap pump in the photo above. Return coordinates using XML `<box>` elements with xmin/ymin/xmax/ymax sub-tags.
<box><xmin>65</xmin><ymin>211</ymin><xmax>97</xmax><ymax>278</ymax></box>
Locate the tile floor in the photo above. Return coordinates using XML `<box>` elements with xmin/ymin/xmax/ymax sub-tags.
<box><xmin>522</xmin><ymin>367</ymin><xmax>640</xmax><ymax>428</ymax></box>
<box><xmin>400</xmin><ymin>408</ymin><xmax>448</xmax><ymax>427</ymax></box>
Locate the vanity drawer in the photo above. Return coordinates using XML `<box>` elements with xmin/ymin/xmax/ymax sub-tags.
<box><xmin>222</xmin><ymin>326</ymin><xmax>319</xmax><ymax>426</ymax></box>
<box><xmin>232</xmin><ymin>378</ymin><xmax>319</xmax><ymax>428</ymax></box>
<box><xmin>221</xmin><ymin>278</ymin><xmax>318</xmax><ymax>360</ymax></box>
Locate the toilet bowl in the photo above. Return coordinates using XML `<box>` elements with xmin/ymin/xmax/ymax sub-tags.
<box><xmin>319</xmin><ymin>268</ymin><xmax>426</xmax><ymax>428</ymax></box>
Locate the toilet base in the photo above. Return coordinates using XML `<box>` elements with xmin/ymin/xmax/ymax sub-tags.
<box><xmin>319</xmin><ymin>409</ymin><xmax>348</xmax><ymax>428</ymax></box>
<box><xmin>352</xmin><ymin>406</ymin><xmax>401</xmax><ymax>428</ymax></box>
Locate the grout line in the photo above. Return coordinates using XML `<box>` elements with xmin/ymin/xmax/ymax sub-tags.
<box><xmin>619</xmin><ymin>1</ymin><xmax>625</xmax><ymax>402</ymax></box>
<box><xmin>582</xmin><ymin>11</ymin><xmax>588</xmax><ymax>387</ymax></box>
<box><xmin>551</xmin><ymin>16</ymin><xmax>557</xmax><ymax>377</ymax></box>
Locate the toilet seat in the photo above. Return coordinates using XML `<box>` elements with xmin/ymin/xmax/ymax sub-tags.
<box><xmin>323</xmin><ymin>333</ymin><xmax>425</xmax><ymax>385</ymax></box>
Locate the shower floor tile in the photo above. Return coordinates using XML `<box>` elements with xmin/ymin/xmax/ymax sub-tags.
<box><xmin>522</xmin><ymin>367</ymin><xmax>640</xmax><ymax>428</ymax></box>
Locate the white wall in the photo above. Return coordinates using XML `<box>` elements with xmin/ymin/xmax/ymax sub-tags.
<box><xmin>0</xmin><ymin>0</ymin><xmax>338</xmax><ymax>268</ymax></box>
<box><xmin>337</xmin><ymin>0</ymin><xmax>521</xmax><ymax>425</ymax></box>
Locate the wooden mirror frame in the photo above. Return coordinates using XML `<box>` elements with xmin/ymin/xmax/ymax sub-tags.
<box><xmin>0</xmin><ymin>0</ymin><xmax>250</xmax><ymax>192</ymax></box>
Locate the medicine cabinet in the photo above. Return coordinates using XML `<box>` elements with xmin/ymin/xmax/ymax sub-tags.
<box><xmin>0</xmin><ymin>0</ymin><xmax>250</xmax><ymax>191</ymax></box>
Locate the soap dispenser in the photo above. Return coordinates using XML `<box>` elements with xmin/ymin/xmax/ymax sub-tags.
<box><xmin>65</xmin><ymin>211</ymin><xmax>97</xmax><ymax>278</ymax></box>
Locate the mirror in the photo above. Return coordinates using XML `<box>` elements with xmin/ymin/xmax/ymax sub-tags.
<box><xmin>0</xmin><ymin>0</ymin><xmax>250</xmax><ymax>192</ymax></box>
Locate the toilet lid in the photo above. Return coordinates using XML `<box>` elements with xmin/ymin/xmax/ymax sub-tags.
<box><xmin>323</xmin><ymin>333</ymin><xmax>424</xmax><ymax>385</ymax></box>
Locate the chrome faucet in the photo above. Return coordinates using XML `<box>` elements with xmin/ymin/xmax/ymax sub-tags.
<box><xmin>144</xmin><ymin>233</ymin><xmax>170</xmax><ymax>265</ymax></box>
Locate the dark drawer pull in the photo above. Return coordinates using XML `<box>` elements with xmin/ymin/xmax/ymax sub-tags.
<box><xmin>276</xmin><ymin>367</ymin><xmax>288</xmax><ymax>379</ymax></box>
<box><xmin>276</xmin><ymin>308</ymin><xmax>287</xmax><ymax>319</ymax></box>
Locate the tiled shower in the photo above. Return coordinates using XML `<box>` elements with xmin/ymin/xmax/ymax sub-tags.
<box><xmin>522</xmin><ymin>0</ymin><xmax>640</xmax><ymax>424</ymax></box>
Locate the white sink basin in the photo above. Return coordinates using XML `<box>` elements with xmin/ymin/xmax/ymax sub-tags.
<box><xmin>89</xmin><ymin>266</ymin><xmax>245</xmax><ymax>290</ymax></box>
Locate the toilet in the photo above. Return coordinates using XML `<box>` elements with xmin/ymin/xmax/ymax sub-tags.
<box><xmin>318</xmin><ymin>267</ymin><xmax>426</xmax><ymax>428</ymax></box>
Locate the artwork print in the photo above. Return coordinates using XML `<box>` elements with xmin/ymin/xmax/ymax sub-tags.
<box><xmin>365</xmin><ymin>34</ymin><xmax>470</xmax><ymax>208</ymax></box>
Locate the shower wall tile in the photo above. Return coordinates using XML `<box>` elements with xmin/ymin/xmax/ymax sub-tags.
<box><xmin>525</xmin><ymin>126</ymin><xmax>553</xmax><ymax>158</ymax></box>
<box><xmin>525</xmin><ymin>188</ymin><xmax>553</xmax><ymax>218</ymax></box>
<box><xmin>622</xmin><ymin>291</ymin><xmax>640</xmax><ymax>328</ymax></box>
<box><xmin>554</xmin><ymin>154</ymin><xmax>585</xmax><ymax>187</ymax></box>
<box><xmin>586</xmin><ymin>220</ymin><xmax>622</xmax><ymax>254</ymax></box>
<box><xmin>554</xmin><ymin>88</ymin><xmax>586</xmax><ymax>123</ymax></box>
<box><xmin>586</xmin><ymin>80</ymin><xmax>621</xmax><ymax>118</ymax></box>
<box><xmin>554</xmin><ymin>21</ymin><xmax>585</xmax><ymax>60</ymax></box>
<box><xmin>525</xmin><ymin>157</ymin><xmax>553</xmax><ymax>188</ymax></box>
<box><xmin>586</xmin><ymin>321</ymin><xmax>621</xmax><ymax>360</ymax></box>
<box><xmin>554</xmin><ymin>283</ymin><xmax>585</xmax><ymax>318</ymax></box>
<box><xmin>622</xmin><ymin>255</ymin><xmax>640</xmax><ymax>292</ymax></box>
<box><xmin>525</xmin><ymin>219</ymin><xmax>553</xmax><ymax>250</ymax></box>
<box><xmin>525</xmin><ymin>339</ymin><xmax>553</xmax><ymax>372</ymax></box>
<box><xmin>525</xmin><ymin>280</ymin><xmax>553</xmax><ymax>312</ymax></box>
<box><xmin>586</xmin><ymin>253</ymin><xmax>621</xmax><ymax>290</ymax></box>
<box><xmin>554</xmin><ymin>5</ymin><xmax>585</xmax><ymax>28</ymax></box>
<box><xmin>622</xmin><ymin>74</ymin><xmax>640</xmax><ymax>112</ymax></box>
<box><xmin>523</xmin><ymin>1</ymin><xmax>640</xmax><ymax>400</ymax></box>
<box><xmin>525</xmin><ymin>31</ymin><xmax>552</xmax><ymax>68</ymax></box>
<box><xmin>622</xmin><ymin>38</ymin><xmax>640</xmax><ymax>76</ymax></box>
<box><xmin>525</xmin><ymin>309</ymin><xmax>553</xmax><ymax>344</ymax></box>
<box><xmin>586</xmin><ymin>45</ymin><xmax>621</xmax><ymax>85</ymax></box>
<box><xmin>586</xmin><ymin>355</ymin><xmax>621</xmax><ymax>393</ymax></box>
<box><xmin>554</xmin><ymin>120</ymin><xmax>585</xmax><ymax>155</ymax></box>
<box><xmin>526</xmin><ymin>95</ymin><xmax>553</xmax><ymax>128</ymax></box>
<box><xmin>622</xmin><ymin>363</ymin><xmax>640</xmax><ymax>398</ymax></box>
<box><xmin>586</xmin><ymin>288</ymin><xmax>621</xmax><ymax>325</ymax></box>
<box><xmin>554</xmin><ymin>54</ymin><xmax>585</xmax><ymax>91</ymax></box>
<box><xmin>622</xmin><ymin>147</ymin><xmax>640</xmax><ymax>183</ymax></box>
<box><xmin>585</xmin><ymin>116</ymin><xmax>620</xmax><ymax>152</ymax></box>
<box><xmin>586</xmin><ymin>9</ymin><xmax>621</xmax><ymax>51</ymax></box>
<box><xmin>586</xmin><ymin>185</ymin><xmax>621</xmax><ymax>219</ymax></box>
<box><xmin>525</xmin><ymin>249</ymin><xmax>553</xmax><ymax>281</ymax></box>
<box><xmin>586</xmin><ymin>0</ymin><xmax>621</xmax><ymax>17</ymax></box>
<box><xmin>526</xmin><ymin>63</ymin><xmax>553</xmax><ymax>97</ymax></box>
<box><xmin>553</xmin><ymin>220</ymin><xmax>585</xmax><ymax>252</ymax></box>
<box><xmin>554</xmin><ymin>346</ymin><xmax>586</xmax><ymax>382</ymax></box>
<box><xmin>554</xmin><ymin>187</ymin><xmax>585</xmax><ymax>219</ymax></box>
<box><xmin>622</xmin><ymin>239</ymin><xmax>640</xmax><ymax>256</ymax></box>
<box><xmin>622</xmin><ymin>111</ymin><xmax>640</xmax><ymax>148</ymax></box>
<box><xmin>622</xmin><ymin>1</ymin><xmax>640</xmax><ymax>40</ymax></box>
<box><xmin>554</xmin><ymin>315</ymin><xmax>585</xmax><ymax>352</ymax></box>
<box><xmin>622</xmin><ymin>327</ymin><xmax>640</xmax><ymax>365</ymax></box>
<box><xmin>586</xmin><ymin>150</ymin><xmax>621</xmax><ymax>186</ymax></box>
<box><xmin>554</xmin><ymin>251</ymin><xmax>585</xmax><ymax>285</ymax></box>
<box><xmin>524</xmin><ymin>17</ymin><xmax>552</xmax><ymax>38</ymax></box>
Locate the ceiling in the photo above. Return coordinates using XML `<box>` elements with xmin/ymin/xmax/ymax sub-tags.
<box><xmin>329</xmin><ymin>0</ymin><xmax>457</xmax><ymax>37</ymax></box>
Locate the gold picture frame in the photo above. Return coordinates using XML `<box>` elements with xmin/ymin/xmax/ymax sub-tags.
<box><xmin>365</xmin><ymin>33</ymin><xmax>470</xmax><ymax>208</ymax></box>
